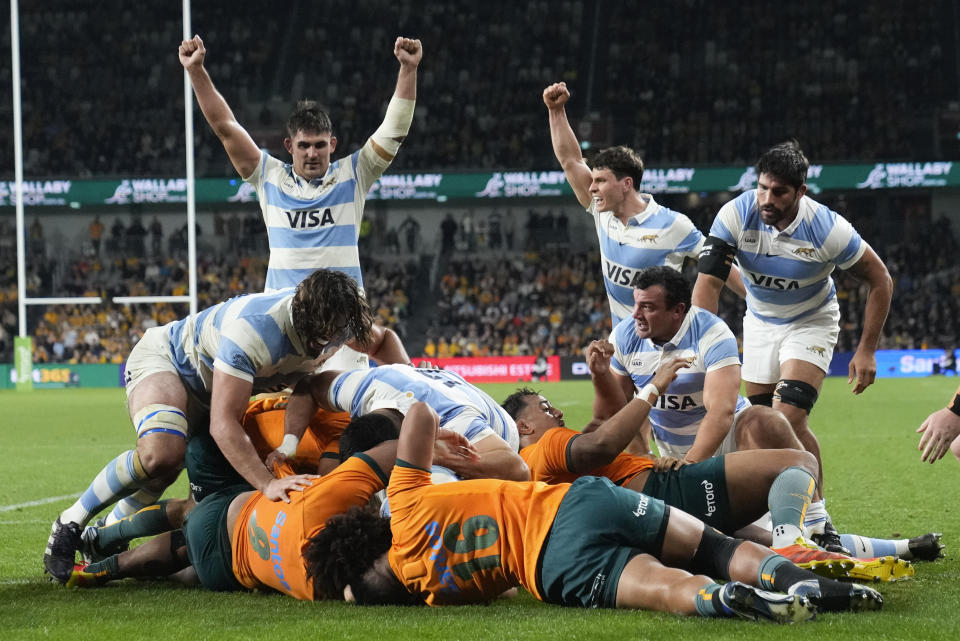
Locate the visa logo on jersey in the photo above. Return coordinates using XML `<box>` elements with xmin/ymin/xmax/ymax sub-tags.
<box><xmin>747</xmin><ymin>271</ymin><xmax>800</xmax><ymax>290</ymax></box>
<box><xmin>284</xmin><ymin>208</ymin><xmax>334</xmax><ymax>228</ymax></box>
<box><xmin>653</xmin><ymin>394</ymin><xmax>698</xmax><ymax>410</ymax></box>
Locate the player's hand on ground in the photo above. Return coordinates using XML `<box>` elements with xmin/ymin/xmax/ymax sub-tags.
<box><xmin>543</xmin><ymin>82</ymin><xmax>570</xmax><ymax>110</ymax></box>
<box><xmin>584</xmin><ymin>340</ymin><xmax>615</xmax><ymax>376</ymax></box>
<box><xmin>652</xmin><ymin>456</ymin><xmax>688</xmax><ymax>472</ymax></box>
<box><xmin>262</xmin><ymin>473</ymin><xmax>318</xmax><ymax>503</ymax></box>
<box><xmin>395</xmin><ymin>37</ymin><xmax>422</xmax><ymax>67</ymax></box>
<box><xmin>848</xmin><ymin>349</ymin><xmax>877</xmax><ymax>394</ymax></box>
<box><xmin>917</xmin><ymin>407</ymin><xmax>960</xmax><ymax>463</ymax></box>
<box><xmin>432</xmin><ymin>428</ymin><xmax>478</xmax><ymax>468</ymax></box>
<box><xmin>651</xmin><ymin>355</ymin><xmax>695</xmax><ymax>393</ymax></box>
<box><xmin>178</xmin><ymin>35</ymin><xmax>206</xmax><ymax>69</ymax></box>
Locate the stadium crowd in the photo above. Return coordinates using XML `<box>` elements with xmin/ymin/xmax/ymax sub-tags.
<box><xmin>2</xmin><ymin>198</ymin><xmax>959</xmax><ymax>365</ymax></box>
<box><xmin>1</xmin><ymin>0</ymin><xmax>954</xmax><ymax>179</ymax></box>
<box><xmin>0</xmin><ymin>249</ymin><xmax>413</xmax><ymax>365</ymax></box>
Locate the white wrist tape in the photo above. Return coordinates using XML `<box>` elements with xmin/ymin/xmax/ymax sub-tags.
<box><xmin>638</xmin><ymin>383</ymin><xmax>659</xmax><ymax>407</ymax></box>
<box><xmin>370</xmin><ymin>96</ymin><xmax>415</xmax><ymax>157</ymax></box>
<box><xmin>276</xmin><ymin>434</ymin><xmax>299</xmax><ymax>457</ymax></box>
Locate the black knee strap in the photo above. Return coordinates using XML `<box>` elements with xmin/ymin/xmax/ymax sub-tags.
<box><xmin>774</xmin><ymin>379</ymin><xmax>818</xmax><ymax>413</ymax></box>
<box><xmin>748</xmin><ymin>393</ymin><xmax>774</xmax><ymax>407</ymax></box>
<box><xmin>690</xmin><ymin>526</ymin><xmax>744</xmax><ymax>581</ymax></box>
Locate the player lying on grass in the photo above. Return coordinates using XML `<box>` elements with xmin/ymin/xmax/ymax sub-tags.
<box><xmin>307</xmin><ymin>402</ymin><xmax>884</xmax><ymax>621</ymax></box>
<box><xmin>502</xmin><ymin>373</ymin><xmax>932</xmax><ymax>580</ymax></box>
<box><xmin>68</xmin><ymin>426</ymin><xmax>475</xmax><ymax>596</ymax></box>
<box><xmin>263</xmin><ymin>363</ymin><xmax>529</xmax><ymax>481</ymax></box>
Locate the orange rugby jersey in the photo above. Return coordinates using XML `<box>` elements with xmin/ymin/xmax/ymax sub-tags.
<box><xmin>387</xmin><ymin>463</ymin><xmax>570</xmax><ymax>605</ymax></box>
<box><xmin>520</xmin><ymin>427</ymin><xmax>653</xmax><ymax>486</ymax></box>
<box><xmin>231</xmin><ymin>454</ymin><xmax>387</xmax><ymax>599</ymax></box>
<box><xmin>243</xmin><ymin>396</ymin><xmax>349</xmax><ymax>467</ymax></box>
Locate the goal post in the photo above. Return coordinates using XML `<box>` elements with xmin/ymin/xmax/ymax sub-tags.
<box><xmin>8</xmin><ymin>0</ymin><xmax>199</xmax><ymax>390</ymax></box>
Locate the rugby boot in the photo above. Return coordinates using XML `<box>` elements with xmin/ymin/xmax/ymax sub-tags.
<box><xmin>773</xmin><ymin>537</ymin><xmax>910</xmax><ymax>582</ymax></box>
<box><xmin>80</xmin><ymin>517</ymin><xmax>129</xmax><ymax>564</ymax></box>
<box><xmin>811</xmin><ymin>520</ymin><xmax>851</xmax><ymax>555</ymax></box>
<box><xmin>719</xmin><ymin>581</ymin><xmax>816</xmax><ymax>623</ymax></box>
<box><xmin>44</xmin><ymin>517</ymin><xmax>82</xmax><ymax>584</ymax></box>
<box><xmin>907</xmin><ymin>533</ymin><xmax>944</xmax><ymax>561</ymax></box>
<box><xmin>787</xmin><ymin>579</ymin><xmax>883</xmax><ymax>612</ymax></box>
<box><xmin>66</xmin><ymin>562</ymin><xmax>109</xmax><ymax>588</ymax></box>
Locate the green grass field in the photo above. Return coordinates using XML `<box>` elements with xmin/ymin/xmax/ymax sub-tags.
<box><xmin>1</xmin><ymin>377</ymin><xmax>959</xmax><ymax>640</ymax></box>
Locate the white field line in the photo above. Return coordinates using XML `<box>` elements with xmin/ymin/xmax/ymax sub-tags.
<box><xmin>0</xmin><ymin>494</ymin><xmax>79</xmax><ymax>512</ymax></box>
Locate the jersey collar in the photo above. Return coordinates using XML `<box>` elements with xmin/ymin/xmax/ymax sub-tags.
<box><xmin>286</xmin><ymin>163</ymin><xmax>328</xmax><ymax>188</ymax></box>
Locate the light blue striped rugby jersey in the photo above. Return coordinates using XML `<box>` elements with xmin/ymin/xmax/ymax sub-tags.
<box><xmin>166</xmin><ymin>288</ymin><xmax>318</xmax><ymax>400</ymax></box>
<box><xmin>246</xmin><ymin>140</ymin><xmax>392</xmax><ymax>292</ymax></box>
<box><xmin>708</xmin><ymin>191</ymin><xmax>866</xmax><ymax>325</ymax></box>
<box><xmin>329</xmin><ymin>364</ymin><xmax>519</xmax><ymax>450</ymax></box>
<box><xmin>609</xmin><ymin>306</ymin><xmax>748</xmax><ymax>453</ymax></box>
<box><xmin>589</xmin><ymin>197</ymin><xmax>704</xmax><ymax>327</ymax></box>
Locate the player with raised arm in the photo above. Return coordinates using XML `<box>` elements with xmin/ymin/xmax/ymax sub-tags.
<box><xmin>543</xmin><ymin>81</ymin><xmax>744</xmax><ymax>328</ymax></box>
<box><xmin>44</xmin><ymin>269</ymin><xmax>412</xmax><ymax>584</ymax></box>
<box><xmin>691</xmin><ymin>141</ymin><xmax>893</xmax><ymax>552</ymax></box>
<box><xmin>179</xmin><ymin>34</ymin><xmax>421</xmax><ymax>369</ymax></box>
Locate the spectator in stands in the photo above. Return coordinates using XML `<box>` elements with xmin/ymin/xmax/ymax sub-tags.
<box><xmin>88</xmin><ymin>216</ymin><xmax>104</xmax><ymax>255</ymax></box>
<box><xmin>440</xmin><ymin>213</ymin><xmax>458</xmax><ymax>254</ymax></box>
<box><xmin>149</xmin><ymin>217</ymin><xmax>163</xmax><ymax>255</ymax></box>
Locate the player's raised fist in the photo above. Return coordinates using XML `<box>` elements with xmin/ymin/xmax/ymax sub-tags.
<box><xmin>178</xmin><ymin>35</ymin><xmax>206</xmax><ymax>69</ymax></box>
<box><xmin>543</xmin><ymin>82</ymin><xmax>570</xmax><ymax>109</ymax></box>
<box><xmin>395</xmin><ymin>37</ymin><xmax>423</xmax><ymax>67</ymax></box>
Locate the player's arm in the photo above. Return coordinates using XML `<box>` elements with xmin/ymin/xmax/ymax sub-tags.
<box><xmin>210</xmin><ymin>370</ymin><xmax>317</xmax><ymax>502</ymax></box>
<box><xmin>692</xmin><ymin>235</ymin><xmax>738</xmax><ymax>313</ymax></box>
<box><xmin>842</xmin><ymin>245</ymin><xmax>893</xmax><ymax>394</ymax></box>
<box><xmin>264</xmin><ymin>371</ymin><xmax>344</xmax><ymax>469</ymax></box>
<box><xmin>723</xmin><ymin>266</ymin><xmax>746</xmax><ymax>299</ymax></box>
<box><xmin>366</xmin><ymin>37</ymin><xmax>421</xmax><ymax>164</ymax></box>
<box><xmin>683</xmin><ymin>364</ymin><xmax>741</xmax><ymax>463</ymax></box>
<box><xmin>917</xmin><ymin>384</ymin><xmax>960</xmax><ymax>464</ymax></box>
<box><xmin>348</xmin><ymin>324</ymin><xmax>413</xmax><ymax>366</ymax></box>
<box><xmin>178</xmin><ymin>35</ymin><xmax>261</xmax><ymax>179</ymax></box>
<box><xmin>396</xmin><ymin>401</ymin><xmax>439</xmax><ymax>470</ymax></box>
<box><xmin>585</xmin><ymin>340</ymin><xmax>634</xmax><ymax>424</ymax></box>
<box><xmin>543</xmin><ymin>82</ymin><xmax>593</xmax><ymax>208</ymax></box>
<box><xmin>570</xmin><ymin>357</ymin><xmax>691</xmax><ymax>472</ymax></box>
<box><xmin>440</xmin><ymin>434</ymin><xmax>529</xmax><ymax>482</ymax></box>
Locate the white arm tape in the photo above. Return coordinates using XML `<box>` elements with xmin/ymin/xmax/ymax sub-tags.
<box><xmin>638</xmin><ymin>383</ymin><xmax>659</xmax><ymax>407</ymax></box>
<box><xmin>276</xmin><ymin>433</ymin><xmax>300</xmax><ymax>457</ymax></box>
<box><xmin>370</xmin><ymin>96</ymin><xmax>416</xmax><ymax>157</ymax></box>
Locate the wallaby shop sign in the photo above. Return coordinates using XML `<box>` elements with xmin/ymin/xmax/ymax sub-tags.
<box><xmin>3</xmin><ymin>162</ymin><xmax>959</xmax><ymax>208</ymax></box>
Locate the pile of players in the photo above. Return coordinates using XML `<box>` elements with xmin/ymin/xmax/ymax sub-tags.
<box><xmin>40</xmin><ymin>35</ymin><xmax>952</xmax><ymax>624</ymax></box>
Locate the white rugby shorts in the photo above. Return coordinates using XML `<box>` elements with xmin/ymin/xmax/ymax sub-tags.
<box><xmin>741</xmin><ymin>305</ymin><xmax>840</xmax><ymax>384</ymax></box>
